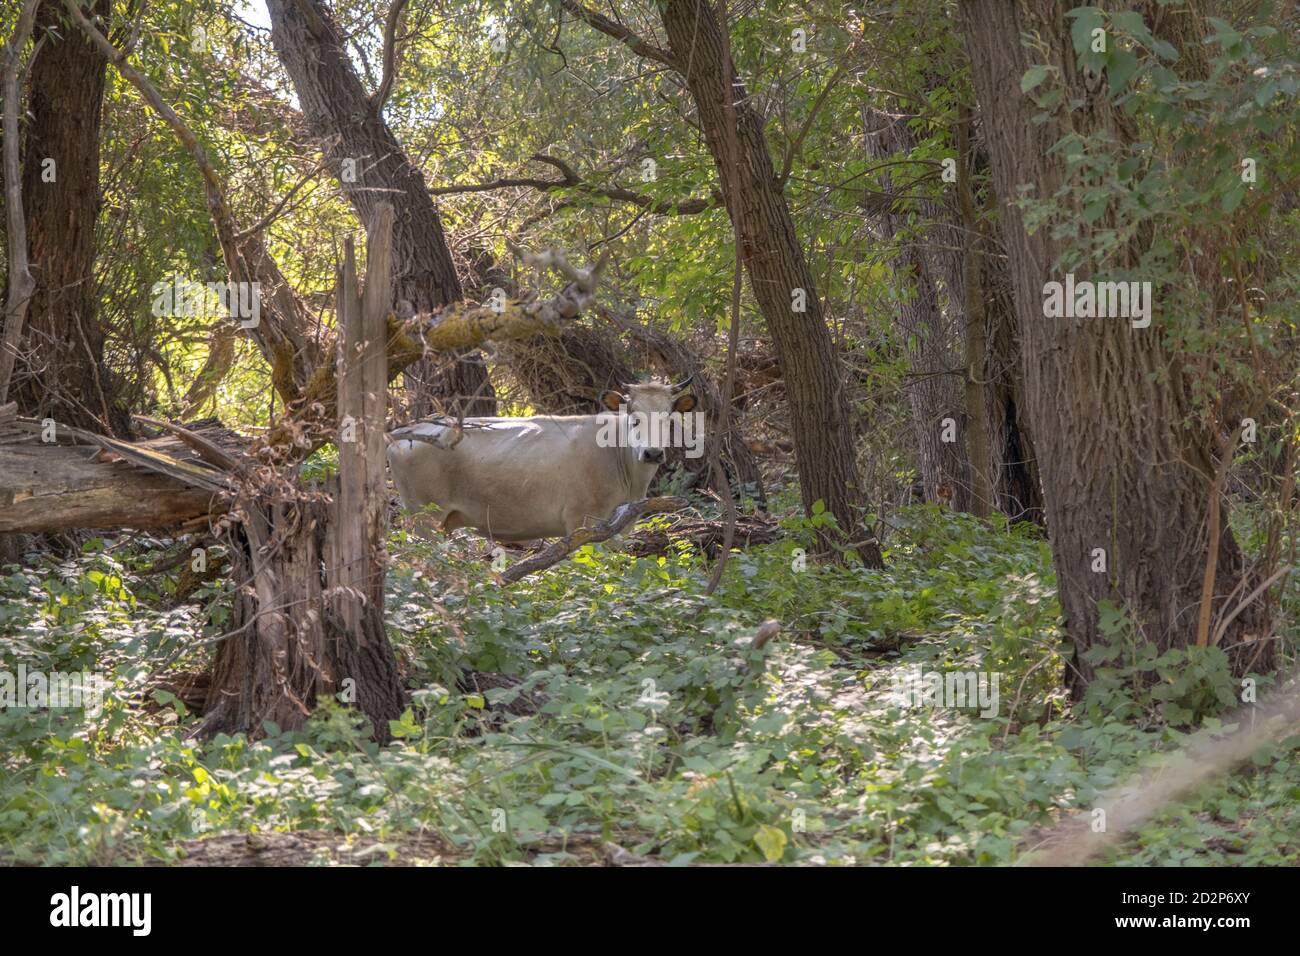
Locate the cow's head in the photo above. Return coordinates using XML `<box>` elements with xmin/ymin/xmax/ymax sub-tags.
<box><xmin>600</xmin><ymin>376</ymin><xmax>697</xmax><ymax>465</ymax></box>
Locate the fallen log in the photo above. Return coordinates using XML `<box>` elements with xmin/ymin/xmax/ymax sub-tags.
<box><xmin>0</xmin><ymin>404</ymin><xmax>242</xmax><ymax>533</ymax></box>
<box><xmin>0</xmin><ymin>444</ymin><xmax>220</xmax><ymax>533</ymax></box>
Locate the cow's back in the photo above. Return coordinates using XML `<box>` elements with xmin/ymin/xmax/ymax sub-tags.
<box><xmin>386</xmin><ymin>415</ymin><xmax>626</xmax><ymax>540</ymax></box>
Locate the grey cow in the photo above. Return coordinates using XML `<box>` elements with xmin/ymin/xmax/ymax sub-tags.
<box><xmin>386</xmin><ymin>379</ymin><xmax>697</xmax><ymax>541</ymax></box>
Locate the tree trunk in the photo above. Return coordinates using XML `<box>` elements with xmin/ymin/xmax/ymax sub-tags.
<box><xmin>897</xmin><ymin>244</ymin><xmax>973</xmax><ymax>510</ymax></box>
<box><xmin>863</xmin><ymin>102</ymin><xmax>1043</xmax><ymax>523</ymax></box>
<box><xmin>266</xmin><ymin>0</ymin><xmax>494</xmax><ymax>417</ymax></box>
<box><xmin>982</xmin><ymin>244</ymin><xmax>1044</xmax><ymax>525</ymax></box>
<box><xmin>200</xmin><ymin>210</ymin><xmax>406</xmax><ymax>741</ymax></box>
<box><xmin>961</xmin><ymin>0</ymin><xmax>1272</xmax><ymax>692</ymax></box>
<box><xmin>957</xmin><ymin>106</ymin><xmax>994</xmax><ymax>518</ymax></box>
<box><xmin>8</xmin><ymin>0</ymin><xmax>128</xmax><ymax>436</ymax></box>
<box><xmin>658</xmin><ymin>0</ymin><xmax>875</xmax><ymax>563</ymax></box>
<box><xmin>861</xmin><ymin>106</ymin><xmax>974</xmax><ymax>512</ymax></box>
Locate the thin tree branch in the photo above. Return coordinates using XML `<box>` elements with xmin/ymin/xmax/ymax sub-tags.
<box><xmin>429</xmin><ymin>152</ymin><xmax>718</xmax><ymax>215</ymax></box>
<box><xmin>704</xmin><ymin>0</ymin><xmax>742</xmax><ymax>596</ymax></box>
<box><xmin>499</xmin><ymin>496</ymin><xmax>688</xmax><ymax>584</ymax></box>
<box><xmin>559</xmin><ymin>0</ymin><xmax>681</xmax><ymax>71</ymax></box>
<box><xmin>234</xmin><ymin>158</ymin><xmax>328</xmax><ymax>241</ymax></box>
<box><xmin>1195</xmin><ymin>422</ymin><xmax>1243</xmax><ymax>648</ymax></box>
<box><xmin>0</xmin><ymin>0</ymin><xmax>42</xmax><ymax>403</ymax></box>
<box><xmin>369</xmin><ymin>0</ymin><xmax>409</xmax><ymax>115</ymax></box>
<box><xmin>1212</xmin><ymin>564</ymin><xmax>1293</xmax><ymax>649</ymax></box>
<box><xmin>777</xmin><ymin>52</ymin><xmax>854</xmax><ymax>187</ymax></box>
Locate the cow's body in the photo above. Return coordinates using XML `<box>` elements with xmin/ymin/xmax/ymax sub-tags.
<box><xmin>386</xmin><ymin>382</ymin><xmax>695</xmax><ymax>541</ymax></box>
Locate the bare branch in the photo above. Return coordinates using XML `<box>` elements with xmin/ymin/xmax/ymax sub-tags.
<box><xmin>1024</xmin><ymin>678</ymin><xmax>1300</xmax><ymax>866</ymax></box>
<box><xmin>369</xmin><ymin>0</ymin><xmax>409</xmax><ymax>115</ymax></box>
<box><xmin>704</xmin><ymin>0</ymin><xmax>743</xmax><ymax>596</ymax></box>
<box><xmin>777</xmin><ymin>52</ymin><xmax>854</xmax><ymax>187</ymax></box>
<box><xmin>500</xmin><ymin>496</ymin><xmax>689</xmax><ymax>584</ymax></box>
<box><xmin>132</xmin><ymin>414</ymin><xmax>248</xmax><ymax>475</ymax></box>
<box><xmin>430</xmin><ymin>153</ymin><xmax>717</xmax><ymax>216</ymax></box>
<box><xmin>559</xmin><ymin>0</ymin><xmax>681</xmax><ymax>71</ymax></box>
<box><xmin>233</xmin><ymin>157</ymin><xmax>327</xmax><ymax>240</ymax></box>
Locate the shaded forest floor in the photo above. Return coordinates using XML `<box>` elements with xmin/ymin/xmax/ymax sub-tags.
<box><xmin>1</xmin><ymin>498</ymin><xmax>1297</xmax><ymax>866</ymax></box>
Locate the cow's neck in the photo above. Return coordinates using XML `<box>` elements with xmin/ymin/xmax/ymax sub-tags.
<box><xmin>616</xmin><ymin>445</ymin><xmax>656</xmax><ymax>499</ymax></box>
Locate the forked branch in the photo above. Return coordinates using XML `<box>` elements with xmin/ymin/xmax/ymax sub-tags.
<box><xmin>500</xmin><ymin>496</ymin><xmax>688</xmax><ymax>584</ymax></box>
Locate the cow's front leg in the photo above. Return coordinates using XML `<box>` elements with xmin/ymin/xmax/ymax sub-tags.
<box><xmin>397</xmin><ymin>503</ymin><xmax>443</xmax><ymax>541</ymax></box>
<box><xmin>562</xmin><ymin>497</ymin><xmax>613</xmax><ymax>536</ymax></box>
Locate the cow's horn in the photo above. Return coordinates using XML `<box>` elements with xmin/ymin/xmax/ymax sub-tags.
<box><xmin>671</xmin><ymin>374</ymin><xmax>693</xmax><ymax>393</ymax></box>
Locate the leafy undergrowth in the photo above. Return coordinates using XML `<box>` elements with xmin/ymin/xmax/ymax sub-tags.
<box><xmin>1</xmin><ymin>505</ymin><xmax>1296</xmax><ymax>866</ymax></box>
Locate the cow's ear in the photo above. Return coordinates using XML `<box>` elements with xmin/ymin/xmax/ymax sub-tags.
<box><xmin>673</xmin><ymin>393</ymin><xmax>697</xmax><ymax>414</ymax></box>
<box><xmin>600</xmin><ymin>390</ymin><xmax>627</xmax><ymax>412</ymax></box>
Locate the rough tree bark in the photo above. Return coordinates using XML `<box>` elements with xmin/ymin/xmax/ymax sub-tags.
<box><xmin>862</xmin><ymin>107</ymin><xmax>973</xmax><ymax>511</ymax></box>
<box><xmin>961</xmin><ymin>0</ymin><xmax>1271</xmax><ymax>692</ymax></box>
<box><xmin>7</xmin><ymin>0</ymin><xmax>128</xmax><ymax>436</ymax></box>
<box><xmin>1</xmin><ymin>0</ymin><xmax>40</xmax><ymax>407</ymax></box>
<box><xmin>657</xmin><ymin>0</ymin><xmax>876</xmax><ymax>563</ymax></box>
<box><xmin>981</xmin><ymin>241</ymin><xmax>1044</xmax><ymax>525</ymax></box>
<box><xmin>956</xmin><ymin>105</ymin><xmax>994</xmax><ymax>518</ymax></box>
<box><xmin>199</xmin><ymin>208</ymin><xmax>406</xmax><ymax>741</ymax></box>
<box><xmin>266</xmin><ymin>0</ymin><xmax>495</xmax><ymax>417</ymax></box>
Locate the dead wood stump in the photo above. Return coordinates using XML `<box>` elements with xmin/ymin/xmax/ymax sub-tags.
<box><xmin>198</xmin><ymin>206</ymin><xmax>406</xmax><ymax>741</ymax></box>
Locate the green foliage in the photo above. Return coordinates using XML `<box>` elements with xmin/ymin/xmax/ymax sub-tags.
<box><xmin>4</xmin><ymin>0</ymin><xmax>1297</xmax><ymax>869</ymax></box>
<box><xmin>1022</xmin><ymin>4</ymin><xmax>1300</xmax><ymax>426</ymax></box>
<box><xmin>3</xmin><ymin>507</ymin><xmax>1296</xmax><ymax>865</ymax></box>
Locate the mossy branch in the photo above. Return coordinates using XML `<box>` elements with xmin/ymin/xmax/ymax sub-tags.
<box><xmin>253</xmin><ymin>248</ymin><xmax>606</xmax><ymax>464</ymax></box>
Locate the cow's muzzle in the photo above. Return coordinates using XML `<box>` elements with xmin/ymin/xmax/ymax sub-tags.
<box><xmin>640</xmin><ymin>448</ymin><xmax>666</xmax><ymax>464</ymax></box>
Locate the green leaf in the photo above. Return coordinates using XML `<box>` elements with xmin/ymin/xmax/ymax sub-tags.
<box><xmin>1107</xmin><ymin>50</ymin><xmax>1139</xmax><ymax>97</ymax></box>
<box><xmin>1082</xmin><ymin>196</ymin><xmax>1109</xmax><ymax>223</ymax></box>
<box><xmin>1221</xmin><ymin>185</ymin><xmax>1246</xmax><ymax>213</ymax></box>
<box><xmin>1020</xmin><ymin>65</ymin><xmax>1051</xmax><ymax>93</ymax></box>
<box><xmin>1151</xmin><ymin>39</ymin><xmax>1179</xmax><ymax>61</ymax></box>
<box><xmin>1109</xmin><ymin>10</ymin><xmax>1149</xmax><ymax>41</ymax></box>
<box><xmin>1069</xmin><ymin>8</ymin><xmax>1105</xmax><ymax>58</ymax></box>
<box><xmin>753</xmin><ymin>824</ymin><xmax>787</xmax><ymax>862</ymax></box>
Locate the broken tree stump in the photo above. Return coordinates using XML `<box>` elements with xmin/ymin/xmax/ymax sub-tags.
<box><xmin>198</xmin><ymin>205</ymin><xmax>407</xmax><ymax>741</ymax></box>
